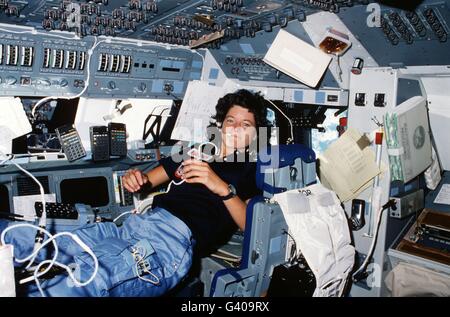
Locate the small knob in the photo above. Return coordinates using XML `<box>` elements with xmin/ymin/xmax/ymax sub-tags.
<box><xmin>108</xmin><ymin>81</ymin><xmax>116</xmax><ymax>89</ymax></box>
<box><xmin>5</xmin><ymin>76</ymin><xmax>17</xmax><ymax>85</ymax></box>
<box><xmin>137</xmin><ymin>82</ymin><xmax>146</xmax><ymax>92</ymax></box>
<box><xmin>39</xmin><ymin>79</ymin><xmax>51</xmax><ymax>86</ymax></box>
<box><xmin>59</xmin><ymin>79</ymin><xmax>69</xmax><ymax>87</ymax></box>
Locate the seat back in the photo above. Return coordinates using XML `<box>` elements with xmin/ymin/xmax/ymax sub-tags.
<box><xmin>256</xmin><ymin>144</ymin><xmax>316</xmax><ymax>198</ymax></box>
<box><xmin>203</xmin><ymin>144</ymin><xmax>316</xmax><ymax>297</ymax></box>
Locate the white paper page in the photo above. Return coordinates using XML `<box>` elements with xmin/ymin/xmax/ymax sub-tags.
<box><xmin>171</xmin><ymin>81</ymin><xmax>235</xmax><ymax>143</ymax></box>
<box><xmin>319</xmin><ymin>128</ymin><xmax>381</xmax><ymax>202</ymax></box>
<box><xmin>428</xmin><ymin>112</ymin><xmax>450</xmax><ymax>171</ymax></box>
<box><xmin>0</xmin><ymin>127</ymin><xmax>14</xmax><ymax>158</ymax></box>
<box><xmin>13</xmin><ymin>194</ymin><xmax>56</xmax><ymax>221</ymax></box>
<box><xmin>434</xmin><ymin>184</ymin><xmax>450</xmax><ymax>205</ymax></box>
<box><xmin>0</xmin><ymin>97</ymin><xmax>32</xmax><ymax>155</ymax></box>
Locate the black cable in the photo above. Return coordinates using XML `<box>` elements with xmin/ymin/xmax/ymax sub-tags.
<box><xmin>169</xmin><ymin>92</ymin><xmax>181</xmax><ymax>101</ymax></box>
<box><xmin>282</xmin><ymin>229</ymin><xmax>298</xmax><ymax>264</ymax></box>
<box><xmin>352</xmin><ymin>199</ymin><xmax>397</xmax><ymax>283</ymax></box>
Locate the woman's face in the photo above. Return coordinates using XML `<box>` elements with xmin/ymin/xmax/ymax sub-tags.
<box><xmin>221</xmin><ymin>105</ymin><xmax>257</xmax><ymax>152</ymax></box>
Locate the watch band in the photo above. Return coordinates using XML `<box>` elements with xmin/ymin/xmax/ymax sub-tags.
<box><xmin>220</xmin><ymin>184</ymin><xmax>237</xmax><ymax>201</ymax></box>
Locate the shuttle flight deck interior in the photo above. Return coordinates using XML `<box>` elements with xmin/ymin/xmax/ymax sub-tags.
<box><xmin>0</xmin><ymin>0</ymin><xmax>449</xmax><ymax>298</ymax></box>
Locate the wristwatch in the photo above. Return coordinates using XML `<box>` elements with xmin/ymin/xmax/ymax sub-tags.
<box><xmin>220</xmin><ymin>184</ymin><xmax>237</xmax><ymax>201</ymax></box>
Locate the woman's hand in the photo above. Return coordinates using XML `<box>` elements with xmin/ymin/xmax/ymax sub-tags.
<box><xmin>181</xmin><ymin>159</ymin><xmax>229</xmax><ymax>196</ymax></box>
<box><xmin>122</xmin><ymin>169</ymin><xmax>149</xmax><ymax>193</ymax></box>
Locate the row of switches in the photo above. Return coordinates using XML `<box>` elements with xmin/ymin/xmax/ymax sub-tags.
<box><xmin>354</xmin><ymin>93</ymin><xmax>386</xmax><ymax>107</ymax></box>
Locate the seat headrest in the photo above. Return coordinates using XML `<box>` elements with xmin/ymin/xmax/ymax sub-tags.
<box><xmin>256</xmin><ymin>144</ymin><xmax>316</xmax><ymax>193</ymax></box>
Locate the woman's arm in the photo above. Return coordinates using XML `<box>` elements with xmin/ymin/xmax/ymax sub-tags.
<box><xmin>181</xmin><ymin>159</ymin><xmax>248</xmax><ymax>231</ymax></box>
<box><xmin>221</xmin><ymin>195</ymin><xmax>248</xmax><ymax>231</ymax></box>
<box><xmin>122</xmin><ymin>165</ymin><xmax>170</xmax><ymax>193</ymax></box>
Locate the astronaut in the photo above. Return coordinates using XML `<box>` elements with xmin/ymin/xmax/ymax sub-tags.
<box><xmin>1</xmin><ymin>89</ymin><xmax>272</xmax><ymax>296</ymax></box>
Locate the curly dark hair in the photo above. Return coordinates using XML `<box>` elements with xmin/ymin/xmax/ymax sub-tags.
<box><xmin>210</xmin><ymin>89</ymin><xmax>271</xmax><ymax>128</ymax></box>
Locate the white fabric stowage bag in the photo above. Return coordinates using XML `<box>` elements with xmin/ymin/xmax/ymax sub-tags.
<box><xmin>0</xmin><ymin>244</ymin><xmax>16</xmax><ymax>297</ymax></box>
<box><xmin>385</xmin><ymin>262</ymin><xmax>450</xmax><ymax>297</ymax></box>
<box><xmin>273</xmin><ymin>183</ymin><xmax>355</xmax><ymax>297</ymax></box>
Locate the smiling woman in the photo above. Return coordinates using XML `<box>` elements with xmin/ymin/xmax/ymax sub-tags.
<box><xmin>221</xmin><ymin>106</ymin><xmax>257</xmax><ymax>155</ymax></box>
<box><xmin>208</xmin><ymin>89</ymin><xmax>272</xmax><ymax>159</ymax></box>
<box><xmin>0</xmin><ymin>89</ymin><xmax>272</xmax><ymax>297</ymax></box>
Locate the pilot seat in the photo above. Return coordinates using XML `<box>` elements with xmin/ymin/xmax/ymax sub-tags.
<box><xmin>184</xmin><ymin>144</ymin><xmax>317</xmax><ymax>297</ymax></box>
